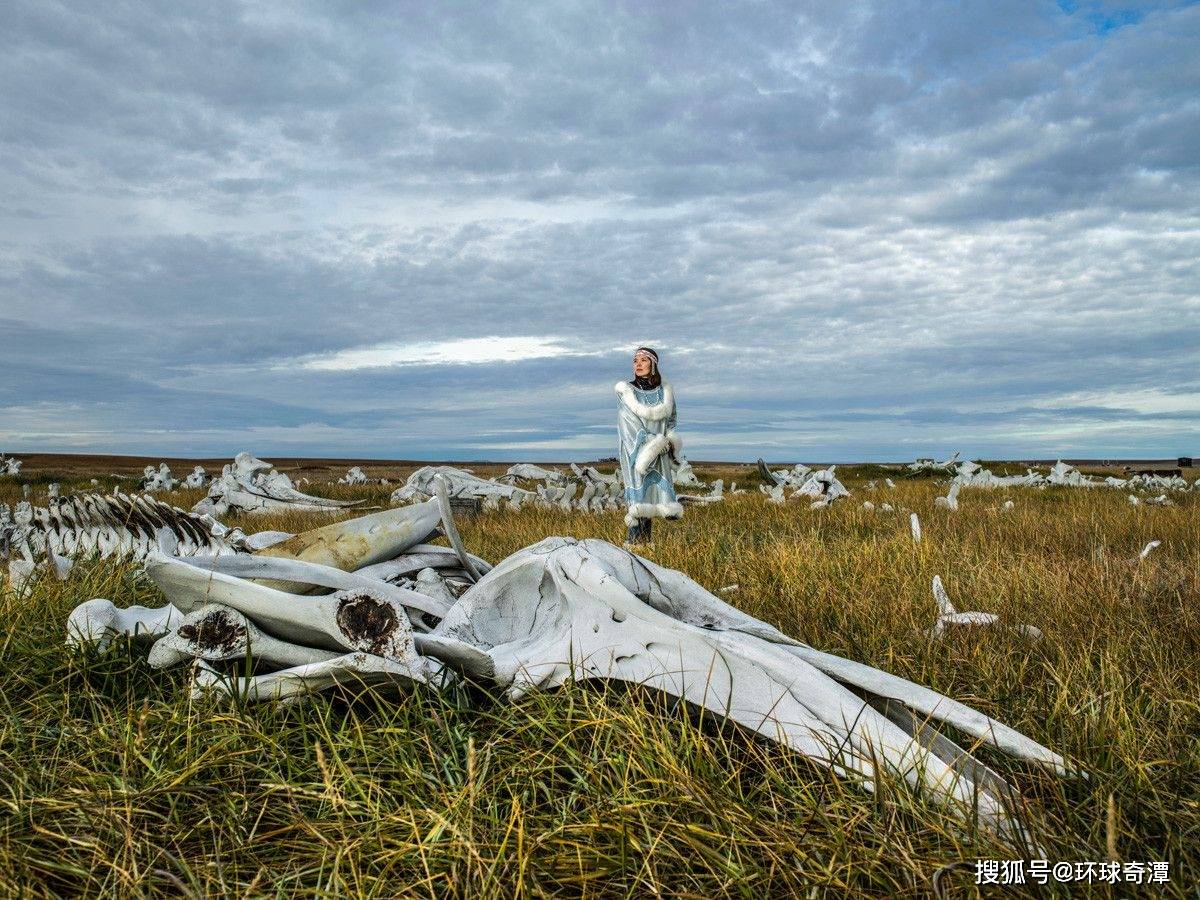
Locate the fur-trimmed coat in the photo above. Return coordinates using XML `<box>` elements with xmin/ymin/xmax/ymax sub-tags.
<box><xmin>615</xmin><ymin>380</ymin><xmax>683</xmax><ymax>526</ymax></box>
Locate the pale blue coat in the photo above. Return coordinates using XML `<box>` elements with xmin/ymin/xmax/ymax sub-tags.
<box><xmin>615</xmin><ymin>379</ymin><xmax>683</xmax><ymax>527</ymax></box>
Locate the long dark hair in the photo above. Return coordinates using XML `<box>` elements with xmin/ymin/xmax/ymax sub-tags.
<box><xmin>631</xmin><ymin>346</ymin><xmax>662</xmax><ymax>390</ymax></box>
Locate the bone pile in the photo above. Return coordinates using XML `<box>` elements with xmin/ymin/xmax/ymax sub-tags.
<box><xmin>65</xmin><ymin>483</ymin><xmax>1070</xmax><ymax>845</ymax></box>
<box><xmin>0</xmin><ymin>453</ymin><xmax>22</xmax><ymax>476</ymax></box>
<box><xmin>525</xmin><ymin>464</ymin><xmax>624</xmax><ymax>513</ymax></box>
<box><xmin>758</xmin><ymin>461</ymin><xmax>850</xmax><ymax>508</ymax></box>
<box><xmin>338</xmin><ymin>466</ymin><xmax>369</xmax><ymax>485</ymax></box>
<box><xmin>392</xmin><ymin>465</ymin><xmax>534</xmax><ymax>506</ymax></box>
<box><xmin>952</xmin><ymin>459</ymin><xmax>1196</xmax><ymax>496</ymax></box>
<box><xmin>392</xmin><ymin>463</ymin><xmax>638</xmax><ymax>514</ymax></box>
<box><xmin>194</xmin><ymin>452</ymin><xmax>362</xmax><ymax>516</ymax></box>
<box><xmin>141</xmin><ymin>463</ymin><xmax>177</xmax><ymax>492</ymax></box>
<box><xmin>672</xmin><ymin>455</ymin><xmax>706</xmax><ymax>488</ymax></box>
<box><xmin>182</xmin><ymin>466</ymin><xmax>209</xmax><ymax>488</ymax></box>
<box><xmin>906</xmin><ymin>452</ymin><xmax>961</xmax><ymax>474</ymax></box>
<box><xmin>1</xmin><ymin>490</ymin><xmax>237</xmax><ymax>591</ymax></box>
<box><xmin>497</xmin><ymin>463</ymin><xmax>564</xmax><ymax>484</ymax></box>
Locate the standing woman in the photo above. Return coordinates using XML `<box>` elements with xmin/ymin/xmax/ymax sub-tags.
<box><xmin>616</xmin><ymin>347</ymin><xmax>683</xmax><ymax>547</ymax></box>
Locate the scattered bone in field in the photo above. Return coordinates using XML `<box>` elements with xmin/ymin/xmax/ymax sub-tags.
<box><xmin>194</xmin><ymin>452</ymin><xmax>362</xmax><ymax>516</ymax></box>
<box><xmin>182</xmin><ymin>466</ymin><xmax>208</xmax><ymax>488</ymax></box>
<box><xmin>338</xmin><ymin>466</ymin><xmax>369</xmax><ymax>485</ymax></box>
<box><xmin>65</xmin><ymin>492</ymin><xmax>1075</xmax><ymax>843</ymax></box>
<box><xmin>926</xmin><ymin>576</ymin><xmax>1042</xmax><ymax>641</ymax></box>
<box><xmin>142</xmin><ymin>463</ymin><xmax>177</xmax><ymax>492</ymax></box>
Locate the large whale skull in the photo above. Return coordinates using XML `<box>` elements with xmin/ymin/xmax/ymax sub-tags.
<box><xmin>425</xmin><ymin>537</ymin><xmax>1068</xmax><ymax>844</ymax></box>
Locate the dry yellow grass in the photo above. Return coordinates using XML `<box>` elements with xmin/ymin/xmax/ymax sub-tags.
<box><xmin>0</xmin><ymin>465</ymin><xmax>1196</xmax><ymax>896</ymax></box>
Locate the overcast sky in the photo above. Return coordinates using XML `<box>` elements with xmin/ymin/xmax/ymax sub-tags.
<box><xmin>2</xmin><ymin>1</ymin><xmax>1197</xmax><ymax>462</ymax></box>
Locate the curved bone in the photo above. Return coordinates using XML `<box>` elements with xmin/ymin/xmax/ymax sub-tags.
<box><xmin>934</xmin><ymin>481</ymin><xmax>961</xmax><ymax>510</ymax></box>
<box><xmin>171</xmin><ymin>551</ymin><xmax>451</xmax><ymax>619</ymax></box>
<box><xmin>145</xmin><ymin>555</ymin><xmax>425</xmax><ymax>665</ymax></box>
<box><xmin>252</xmin><ymin>498</ymin><xmax>441</xmax><ymax>591</ymax></box>
<box><xmin>191</xmin><ymin>652</ymin><xmax>432</xmax><ymax>704</ymax></box>
<box><xmin>354</xmin><ymin>547</ymin><xmax>491</xmax><ymax>582</ymax></box>
<box><xmin>604</xmin><ymin>545</ymin><xmax>1065</xmax><ymax>772</ymax></box>
<box><xmin>148</xmin><ymin>603</ymin><xmax>342</xmax><ymax>669</ymax></box>
<box><xmin>756</xmin><ymin>458</ymin><xmax>781</xmax><ymax>485</ymax></box>
<box><xmin>910</xmin><ymin>513</ymin><xmax>922</xmax><ymax>543</ymax></box>
<box><xmin>432</xmin><ymin>476</ymin><xmax>483</xmax><ymax>583</ymax></box>
<box><xmin>66</xmin><ymin>598</ymin><xmax>184</xmax><ymax>651</ymax></box>
<box><xmin>426</xmin><ymin>538</ymin><xmax>1044</xmax><ymax>841</ymax></box>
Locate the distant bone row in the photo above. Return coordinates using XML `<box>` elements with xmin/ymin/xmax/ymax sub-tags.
<box><xmin>51</xmin><ymin>475</ymin><xmax>1074</xmax><ymax>847</ymax></box>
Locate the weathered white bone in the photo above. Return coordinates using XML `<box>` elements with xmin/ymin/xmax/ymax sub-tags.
<box><xmin>191</xmin><ymin>651</ymin><xmax>432</xmax><ymax>704</ymax></box>
<box><xmin>66</xmin><ymin>598</ymin><xmax>184</xmax><ymax>651</ymax></box>
<box><xmin>252</xmin><ymin>498</ymin><xmax>441</xmax><ymax>591</ymax></box>
<box><xmin>182</xmin><ymin>466</ymin><xmax>208</xmax><ymax>488</ymax></box>
<box><xmin>433</xmin><ymin>475</ymin><xmax>483</xmax><ymax>583</ymax></box>
<box><xmin>926</xmin><ymin>576</ymin><xmax>1041</xmax><ymax>640</ymax></box>
<box><xmin>194</xmin><ymin>452</ymin><xmax>362</xmax><ymax>516</ymax></box>
<box><xmin>756</xmin><ymin>458</ymin><xmax>781</xmax><ymax>485</ymax></box>
<box><xmin>926</xmin><ymin>576</ymin><xmax>998</xmax><ymax>637</ymax></box>
<box><xmin>142</xmin><ymin>463</ymin><xmax>177</xmax><ymax>492</ymax></box>
<box><xmin>910</xmin><ymin>513</ymin><xmax>922</xmax><ymax>543</ymax></box>
<box><xmin>145</xmin><ymin>555</ymin><xmax>426</xmax><ymax>664</ymax></box>
<box><xmin>505</xmin><ymin>463</ymin><xmax>564</xmax><ymax>483</ymax></box>
<box><xmin>6</xmin><ymin>544</ymin><xmax>36</xmax><ymax>593</ymax></box>
<box><xmin>424</xmin><ymin>538</ymin><xmax>1068</xmax><ymax>841</ymax></box>
<box><xmin>762</xmin><ymin>484</ymin><xmax>785</xmax><ymax>504</ymax></box>
<box><xmin>908</xmin><ymin>452</ymin><xmax>960</xmax><ymax>474</ymax></box>
<box><xmin>1137</xmin><ymin>540</ymin><xmax>1161</xmax><ymax>561</ymax></box>
<box><xmin>4</xmin><ymin>491</ymin><xmax>233</xmax><ymax>564</ymax></box>
<box><xmin>413</xmin><ymin>567</ymin><xmax>458</xmax><ymax>608</ymax></box>
<box><xmin>339</xmin><ymin>466</ymin><xmax>369</xmax><ymax>485</ymax></box>
<box><xmin>885</xmin><ymin>478</ymin><xmax>896</xmax><ymax>488</ymax></box>
<box><xmin>241</xmin><ymin>530</ymin><xmax>293</xmax><ymax>551</ymax></box>
<box><xmin>392</xmin><ymin>465</ymin><xmax>534</xmax><ymax>506</ymax></box>
<box><xmin>673</xmin><ymin>456</ymin><xmax>706</xmax><ymax>488</ymax></box>
<box><xmin>791</xmin><ymin>467</ymin><xmax>849</xmax><ymax>503</ymax></box>
<box><xmin>173</xmin><ymin>550</ymin><xmax>451</xmax><ymax>619</ymax></box>
<box><xmin>148</xmin><ymin>603</ymin><xmax>341</xmax><ymax>669</ymax></box>
<box><xmin>934</xmin><ymin>481</ymin><xmax>961</xmax><ymax>510</ymax></box>
<box><xmin>680</xmin><ymin>478</ymin><xmax>724</xmax><ymax>506</ymax></box>
<box><xmin>354</xmin><ymin>544</ymin><xmax>492</xmax><ymax>582</ymax></box>
<box><xmin>0</xmin><ymin>453</ymin><xmax>22</xmax><ymax>476</ymax></box>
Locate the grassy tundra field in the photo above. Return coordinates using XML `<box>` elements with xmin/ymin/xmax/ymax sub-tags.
<box><xmin>1</xmin><ymin>461</ymin><xmax>1197</xmax><ymax>897</ymax></box>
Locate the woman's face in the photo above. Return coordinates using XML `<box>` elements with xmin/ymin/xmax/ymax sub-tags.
<box><xmin>633</xmin><ymin>353</ymin><xmax>653</xmax><ymax>377</ymax></box>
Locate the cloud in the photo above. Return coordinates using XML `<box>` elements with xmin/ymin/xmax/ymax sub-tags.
<box><xmin>0</xmin><ymin>1</ymin><xmax>1197</xmax><ymax>460</ymax></box>
<box><xmin>293</xmin><ymin>336</ymin><xmax>611</xmax><ymax>371</ymax></box>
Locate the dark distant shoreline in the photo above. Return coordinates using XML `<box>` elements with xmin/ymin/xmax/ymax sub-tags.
<box><xmin>5</xmin><ymin>452</ymin><xmax>1192</xmax><ymax>479</ymax></box>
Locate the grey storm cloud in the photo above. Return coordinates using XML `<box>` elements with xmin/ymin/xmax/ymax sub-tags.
<box><xmin>1</xmin><ymin>0</ymin><xmax>1198</xmax><ymax>461</ymax></box>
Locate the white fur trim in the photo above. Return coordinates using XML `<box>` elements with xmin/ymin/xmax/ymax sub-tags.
<box><xmin>626</xmin><ymin>501</ymin><xmax>684</xmax><ymax>521</ymax></box>
<box><xmin>615</xmin><ymin>380</ymin><xmax>675</xmax><ymax>422</ymax></box>
<box><xmin>635</xmin><ymin>433</ymin><xmax>670</xmax><ymax>476</ymax></box>
<box><xmin>666</xmin><ymin>428</ymin><xmax>682</xmax><ymax>456</ymax></box>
